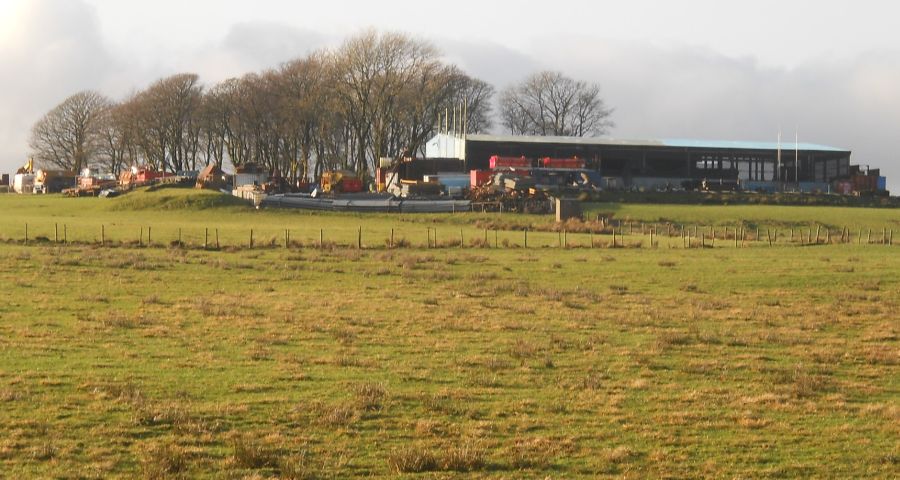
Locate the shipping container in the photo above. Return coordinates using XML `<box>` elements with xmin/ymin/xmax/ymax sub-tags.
<box><xmin>877</xmin><ymin>176</ymin><xmax>887</xmax><ymax>191</ymax></box>
<box><xmin>540</xmin><ymin>157</ymin><xmax>586</xmax><ymax>169</ymax></box>
<box><xmin>470</xmin><ymin>170</ymin><xmax>492</xmax><ymax>188</ymax></box>
<box><xmin>489</xmin><ymin>155</ymin><xmax>532</xmax><ymax>169</ymax></box>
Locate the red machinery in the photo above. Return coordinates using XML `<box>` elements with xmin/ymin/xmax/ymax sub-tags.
<box><xmin>489</xmin><ymin>155</ymin><xmax>532</xmax><ymax>169</ymax></box>
<box><xmin>540</xmin><ymin>157</ymin><xmax>585</xmax><ymax>169</ymax></box>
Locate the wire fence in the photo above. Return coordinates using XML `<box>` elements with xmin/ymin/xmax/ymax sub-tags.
<box><xmin>2</xmin><ymin>221</ymin><xmax>895</xmax><ymax>251</ymax></box>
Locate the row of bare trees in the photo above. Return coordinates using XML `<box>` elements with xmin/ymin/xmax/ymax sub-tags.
<box><xmin>29</xmin><ymin>30</ymin><xmax>612</xmax><ymax>182</ymax></box>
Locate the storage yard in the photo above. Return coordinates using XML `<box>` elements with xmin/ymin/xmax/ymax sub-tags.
<box><xmin>4</xmin><ymin>133</ymin><xmax>892</xmax><ymax>215</ymax></box>
<box><xmin>0</xmin><ymin>190</ymin><xmax>897</xmax><ymax>478</ymax></box>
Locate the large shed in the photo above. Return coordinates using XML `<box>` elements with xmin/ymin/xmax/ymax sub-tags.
<box><xmin>425</xmin><ymin>133</ymin><xmax>852</xmax><ymax>189</ymax></box>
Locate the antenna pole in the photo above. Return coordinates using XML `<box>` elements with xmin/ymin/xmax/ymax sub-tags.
<box><xmin>795</xmin><ymin>130</ymin><xmax>799</xmax><ymax>184</ymax></box>
<box><xmin>777</xmin><ymin>130</ymin><xmax>782</xmax><ymax>184</ymax></box>
<box><xmin>463</xmin><ymin>97</ymin><xmax>469</xmax><ymax>138</ymax></box>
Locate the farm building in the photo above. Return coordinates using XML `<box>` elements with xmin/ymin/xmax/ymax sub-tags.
<box><xmin>425</xmin><ymin>133</ymin><xmax>881</xmax><ymax>193</ymax></box>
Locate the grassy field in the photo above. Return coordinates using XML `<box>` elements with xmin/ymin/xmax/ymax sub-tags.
<box><xmin>0</xmin><ymin>190</ymin><xmax>898</xmax><ymax>478</ymax></box>
<box><xmin>0</xmin><ymin>189</ymin><xmax>897</xmax><ymax>249</ymax></box>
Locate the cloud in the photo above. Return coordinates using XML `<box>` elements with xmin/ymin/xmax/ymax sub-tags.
<box><xmin>524</xmin><ymin>36</ymin><xmax>900</xmax><ymax>191</ymax></box>
<box><xmin>0</xmin><ymin>5</ymin><xmax>897</xmax><ymax>192</ymax></box>
<box><xmin>0</xmin><ymin>0</ymin><xmax>117</xmax><ymax>167</ymax></box>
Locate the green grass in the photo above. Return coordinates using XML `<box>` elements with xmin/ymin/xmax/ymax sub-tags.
<box><xmin>0</xmin><ymin>189</ymin><xmax>897</xmax><ymax>478</ymax></box>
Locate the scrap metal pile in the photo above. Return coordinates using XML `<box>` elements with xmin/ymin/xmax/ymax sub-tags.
<box><xmin>467</xmin><ymin>155</ymin><xmax>603</xmax><ymax>213</ymax></box>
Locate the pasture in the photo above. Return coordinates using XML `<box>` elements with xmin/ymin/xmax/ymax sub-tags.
<box><xmin>0</xmin><ymin>191</ymin><xmax>897</xmax><ymax>478</ymax></box>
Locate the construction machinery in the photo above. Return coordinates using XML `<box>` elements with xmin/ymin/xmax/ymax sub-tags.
<box><xmin>13</xmin><ymin>158</ymin><xmax>36</xmax><ymax>193</ymax></box>
<box><xmin>320</xmin><ymin>170</ymin><xmax>363</xmax><ymax>194</ymax></box>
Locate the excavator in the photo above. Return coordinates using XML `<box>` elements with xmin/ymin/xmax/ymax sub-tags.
<box><xmin>16</xmin><ymin>157</ymin><xmax>34</xmax><ymax>175</ymax></box>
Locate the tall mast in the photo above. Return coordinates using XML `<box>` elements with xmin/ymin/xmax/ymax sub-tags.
<box><xmin>794</xmin><ymin>130</ymin><xmax>799</xmax><ymax>183</ymax></box>
<box><xmin>777</xmin><ymin>130</ymin><xmax>782</xmax><ymax>182</ymax></box>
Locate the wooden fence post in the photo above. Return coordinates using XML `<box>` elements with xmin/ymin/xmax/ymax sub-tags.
<box><xmin>63</xmin><ymin>224</ymin><xmax>67</xmax><ymax>244</ymax></box>
<box><xmin>358</xmin><ymin>226</ymin><xmax>362</xmax><ymax>249</ymax></box>
<box><xmin>215</xmin><ymin>229</ymin><xmax>219</xmax><ymax>249</ymax></box>
<box><xmin>148</xmin><ymin>226</ymin><xmax>151</xmax><ymax>246</ymax></box>
<box><xmin>319</xmin><ymin>229</ymin><xmax>323</xmax><ymax>249</ymax></box>
<box><xmin>139</xmin><ymin>227</ymin><xmax>142</xmax><ymax>247</ymax></box>
<box><xmin>390</xmin><ymin>228</ymin><xmax>394</xmax><ymax>249</ymax></box>
<box><xmin>204</xmin><ymin>228</ymin><xmax>208</xmax><ymax>249</ymax></box>
<box><xmin>24</xmin><ymin>223</ymin><xmax>28</xmax><ymax>245</ymax></box>
<box><xmin>524</xmin><ymin>228</ymin><xmax>528</xmax><ymax>248</ymax></box>
<box><xmin>249</xmin><ymin>229</ymin><xmax>253</xmax><ymax>249</ymax></box>
<box><xmin>55</xmin><ymin>223</ymin><xmax>58</xmax><ymax>243</ymax></box>
<box><xmin>459</xmin><ymin>228</ymin><xmax>464</xmax><ymax>248</ymax></box>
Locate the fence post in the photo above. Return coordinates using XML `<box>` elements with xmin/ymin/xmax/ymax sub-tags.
<box><xmin>148</xmin><ymin>226</ymin><xmax>151</xmax><ymax>246</ymax></box>
<box><xmin>24</xmin><ymin>223</ymin><xmax>28</xmax><ymax>245</ymax></box>
<box><xmin>319</xmin><ymin>229</ymin><xmax>323</xmax><ymax>249</ymax></box>
<box><xmin>459</xmin><ymin>228</ymin><xmax>463</xmax><ymax>248</ymax></box>
<box><xmin>589</xmin><ymin>230</ymin><xmax>593</xmax><ymax>249</ymax></box>
<box><xmin>249</xmin><ymin>229</ymin><xmax>253</xmax><ymax>249</ymax></box>
<box><xmin>215</xmin><ymin>229</ymin><xmax>219</xmax><ymax>249</ymax></box>
<box><xmin>867</xmin><ymin>229</ymin><xmax>871</xmax><ymax>244</ymax></box>
<box><xmin>55</xmin><ymin>223</ymin><xmax>58</xmax><ymax>243</ymax></box>
<box><xmin>649</xmin><ymin>228</ymin><xmax>653</xmax><ymax>248</ymax></box>
<box><xmin>390</xmin><ymin>228</ymin><xmax>394</xmax><ymax>249</ymax></box>
<box><xmin>815</xmin><ymin>225</ymin><xmax>821</xmax><ymax>244</ymax></box>
<box><xmin>858</xmin><ymin>228</ymin><xmax>862</xmax><ymax>245</ymax></box>
<box><xmin>64</xmin><ymin>224</ymin><xmax>67</xmax><ymax>244</ymax></box>
<box><xmin>101</xmin><ymin>225</ymin><xmax>105</xmax><ymax>246</ymax></box>
<box><xmin>285</xmin><ymin>229</ymin><xmax>289</xmax><ymax>249</ymax></box>
<box><xmin>204</xmin><ymin>228</ymin><xmax>208</xmax><ymax>249</ymax></box>
<box><xmin>139</xmin><ymin>227</ymin><xmax>142</xmax><ymax>247</ymax></box>
<box><xmin>484</xmin><ymin>228</ymin><xmax>488</xmax><ymax>247</ymax></box>
<box><xmin>525</xmin><ymin>228</ymin><xmax>528</xmax><ymax>248</ymax></box>
<box><xmin>563</xmin><ymin>229</ymin><xmax>567</xmax><ymax>249</ymax></box>
<box><xmin>178</xmin><ymin>228</ymin><xmax>182</xmax><ymax>247</ymax></box>
<box><xmin>883</xmin><ymin>228</ymin><xmax>887</xmax><ymax>245</ymax></box>
<box><xmin>358</xmin><ymin>226</ymin><xmax>362</xmax><ymax>249</ymax></box>
<box><xmin>495</xmin><ymin>229</ymin><xmax>499</xmax><ymax>248</ymax></box>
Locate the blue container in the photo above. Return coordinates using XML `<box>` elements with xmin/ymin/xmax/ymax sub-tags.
<box><xmin>877</xmin><ymin>176</ymin><xmax>887</xmax><ymax>191</ymax></box>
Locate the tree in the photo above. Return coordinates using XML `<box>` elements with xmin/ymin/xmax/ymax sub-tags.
<box><xmin>499</xmin><ymin>71</ymin><xmax>613</xmax><ymax>137</ymax></box>
<box><xmin>127</xmin><ymin>73</ymin><xmax>204</xmax><ymax>173</ymax></box>
<box><xmin>29</xmin><ymin>90</ymin><xmax>111</xmax><ymax>172</ymax></box>
<box><xmin>333</xmin><ymin>30</ymin><xmax>458</xmax><ymax>175</ymax></box>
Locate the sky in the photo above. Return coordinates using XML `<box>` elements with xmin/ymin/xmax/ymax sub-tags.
<box><xmin>1</xmin><ymin>0</ymin><xmax>899</xmax><ymax>191</ymax></box>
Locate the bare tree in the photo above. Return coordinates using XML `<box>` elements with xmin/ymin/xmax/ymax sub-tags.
<box><xmin>333</xmin><ymin>30</ymin><xmax>453</xmax><ymax>175</ymax></box>
<box><xmin>127</xmin><ymin>73</ymin><xmax>204</xmax><ymax>173</ymax></box>
<box><xmin>444</xmin><ymin>69</ymin><xmax>495</xmax><ymax>135</ymax></box>
<box><xmin>500</xmin><ymin>71</ymin><xmax>613</xmax><ymax>137</ymax></box>
<box><xmin>29</xmin><ymin>90</ymin><xmax>110</xmax><ymax>172</ymax></box>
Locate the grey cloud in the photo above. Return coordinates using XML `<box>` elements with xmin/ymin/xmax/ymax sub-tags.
<box><xmin>1</xmin><ymin>8</ymin><xmax>897</xmax><ymax>192</ymax></box>
<box><xmin>0</xmin><ymin>0</ymin><xmax>117</xmax><ymax>169</ymax></box>
<box><xmin>219</xmin><ymin>22</ymin><xmax>332</xmax><ymax>72</ymax></box>
<box><xmin>525</xmin><ymin>37</ymin><xmax>900</xmax><ymax>191</ymax></box>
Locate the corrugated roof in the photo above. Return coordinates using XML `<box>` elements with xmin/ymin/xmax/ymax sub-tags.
<box><xmin>461</xmin><ymin>133</ymin><xmax>849</xmax><ymax>153</ymax></box>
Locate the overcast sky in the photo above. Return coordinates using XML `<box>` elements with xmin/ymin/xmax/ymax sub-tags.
<box><xmin>1</xmin><ymin>0</ymin><xmax>899</xmax><ymax>190</ymax></box>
